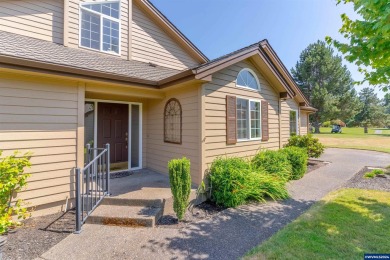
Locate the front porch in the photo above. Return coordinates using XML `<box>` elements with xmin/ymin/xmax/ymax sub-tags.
<box><xmin>84</xmin><ymin>169</ymin><xmax>196</xmax><ymax>228</ymax></box>
<box><xmin>83</xmin><ymin>81</ymin><xmax>202</xmax><ymax>185</ymax></box>
<box><xmin>110</xmin><ymin>169</ymin><xmax>173</xmax><ymax>201</ymax></box>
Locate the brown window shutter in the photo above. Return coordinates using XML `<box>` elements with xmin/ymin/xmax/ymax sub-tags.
<box><xmin>261</xmin><ymin>101</ymin><xmax>269</xmax><ymax>141</ymax></box>
<box><xmin>226</xmin><ymin>95</ymin><xmax>237</xmax><ymax>145</ymax></box>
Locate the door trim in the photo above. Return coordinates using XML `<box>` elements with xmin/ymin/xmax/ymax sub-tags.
<box><xmin>86</xmin><ymin>98</ymin><xmax>143</xmax><ymax>171</ymax></box>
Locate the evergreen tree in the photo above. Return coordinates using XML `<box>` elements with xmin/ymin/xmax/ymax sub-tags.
<box><xmin>291</xmin><ymin>40</ymin><xmax>361</xmax><ymax>133</ymax></box>
<box><xmin>355</xmin><ymin>87</ymin><xmax>387</xmax><ymax>133</ymax></box>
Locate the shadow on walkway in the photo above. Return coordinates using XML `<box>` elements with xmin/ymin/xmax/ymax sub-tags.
<box><xmin>144</xmin><ymin>198</ymin><xmax>315</xmax><ymax>259</ymax></box>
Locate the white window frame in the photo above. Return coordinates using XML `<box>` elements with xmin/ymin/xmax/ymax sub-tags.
<box><xmin>236</xmin><ymin>97</ymin><xmax>262</xmax><ymax>142</ymax></box>
<box><xmin>236</xmin><ymin>68</ymin><xmax>261</xmax><ymax>92</ymax></box>
<box><xmin>289</xmin><ymin>109</ymin><xmax>299</xmax><ymax>136</ymax></box>
<box><xmin>79</xmin><ymin>1</ymin><xmax>121</xmax><ymax>56</ymax></box>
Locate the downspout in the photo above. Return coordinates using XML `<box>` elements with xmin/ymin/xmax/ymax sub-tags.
<box><xmin>278</xmin><ymin>98</ymin><xmax>282</xmax><ymax>149</ymax></box>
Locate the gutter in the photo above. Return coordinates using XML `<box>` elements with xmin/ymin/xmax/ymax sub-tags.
<box><xmin>0</xmin><ymin>53</ymin><xmax>209</xmax><ymax>90</ymax></box>
<box><xmin>0</xmin><ymin>54</ymin><xmax>162</xmax><ymax>88</ymax></box>
<box><xmin>300</xmin><ymin>106</ymin><xmax>317</xmax><ymax>113</ymax></box>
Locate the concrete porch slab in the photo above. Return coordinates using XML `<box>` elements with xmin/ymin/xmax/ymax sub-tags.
<box><xmin>109</xmin><ymin>169</ymin><xmax>197</xmax><ymax>216</ymax></box>
<box><xmin>110</xmin><ymin>169</ymin><xmax>173</xmax><ymax>200</ymax></box>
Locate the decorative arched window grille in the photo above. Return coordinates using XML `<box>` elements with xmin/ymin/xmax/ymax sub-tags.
<box><xmin>236</xmin><ymin>68</ymin><xmax>261</xmax><ymax>90</ymax></box>
<box><xmin>164</xmin><ymin>98</ymin><xmax>182</xmax><ymax>144</ymax></box>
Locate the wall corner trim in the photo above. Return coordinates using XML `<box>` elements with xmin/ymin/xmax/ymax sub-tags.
<box><xmin>76</xmin><ymin>82</ymin><xmax>86</xmax><ymax>168</ymax></box>
<box><xmin>128</xmin><ymin>0</ymin><xmax>133</xmax><ymax>60</ymax></box>
<box><xmin>63</xmin><ymin>0</ymin><xmax>69</xmax><ymax>47</ymax></box>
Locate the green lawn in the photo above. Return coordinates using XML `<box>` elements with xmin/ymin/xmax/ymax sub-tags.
<box><xmin>313</xmin><ymin>127</ymin><xmax>390</xmax><ymax>153</ymax></box>
<box><xmin>316</xmin><ymin>127</ymin><xmax>390</xmax><ymax>136</ymax></box>
<box><xmin>245</xmin><ymin>189</ymin><xmax>390</xmax><ymax>260</ymax></box>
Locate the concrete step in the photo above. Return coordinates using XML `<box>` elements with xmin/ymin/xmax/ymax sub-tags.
<box><xmin>86</xmin><ymin>205</ymin><xmax>162</xmax><ymax>228</ymax></box>
<box><xmin>101</xmin><ymin>197</ymin><xmax>163</xmax><ymax>208</ymax></box>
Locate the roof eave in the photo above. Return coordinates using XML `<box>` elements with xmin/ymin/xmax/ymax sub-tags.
<box><xmin>0</xmin><ymin>54</ymin><xmax>159</xmax><ymax>88</ymax></box>
<box><xmin>260</xmin><ymin>41</ymin><xmax>310</xmax><ymax>105</ymax></box>
<box><xmin>190</xmin><ymin>46</ymin><xmax>296</xmax><ymax>97</ymax></box>
<box><xmin>300</xmin><ymin>106</ymin><xmax>317</xmax><ymax>113</ymax></box>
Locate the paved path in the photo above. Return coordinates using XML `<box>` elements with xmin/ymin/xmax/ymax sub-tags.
<box><xmin>39</xmin><ymin>149</ymin><xmax>389</xmax><ymax>260</ymax></box>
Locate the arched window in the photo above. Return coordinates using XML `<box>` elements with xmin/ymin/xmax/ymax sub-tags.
<box><xmin>164</xmin><ymin>98</ymin><xmax>182</xmax><ymax>144</ymax></box>
<box><xmin>236</xmin><ymin>68</ymin><xmax>260</xmax><ymax>90</ymax></box>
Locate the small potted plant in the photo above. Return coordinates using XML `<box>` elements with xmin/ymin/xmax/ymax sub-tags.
<box><xmin>0</xmin><ymin>151</ymin><xmax>32</xmax><ymax>257</ymax></box>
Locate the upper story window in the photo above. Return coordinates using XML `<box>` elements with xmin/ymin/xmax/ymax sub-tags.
<box><xmin>80</xmin><ymin>1</ymin><xmax>120</xmax><ymax>55</ymax></box>
<box><xmin>236</xmin><ymin>68</ymin><xmax>260</xmax><ymax>91</ymax></box>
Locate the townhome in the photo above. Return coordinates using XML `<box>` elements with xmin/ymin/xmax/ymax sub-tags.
<box><xmin>0</xmin><ymin>0</ymin><xmax>315</xmax><ymax>216</ymax></box>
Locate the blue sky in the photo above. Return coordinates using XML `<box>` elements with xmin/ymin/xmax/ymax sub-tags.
<box><xmin>150</xmin><ymin>0</ymin><xmax>384</xmax><ymax>99</ymax></box>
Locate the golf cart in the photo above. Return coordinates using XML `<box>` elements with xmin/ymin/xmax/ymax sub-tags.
<box><xmin>331</xmin><ymin>124</ymin><xmax>342</xmax><ymax>133</ymax></box>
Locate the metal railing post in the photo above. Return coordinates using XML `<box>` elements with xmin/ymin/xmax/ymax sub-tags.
<box><xmin>86</xmin><ymin>144</ymin><xmax>91</xmax><ymax>163</ymax></box>
<box><xmin>86</xmin><ymin>144</ymin><xmax>90</xmax><ymax>194</ymax></box>
<box><xmin>74</xmin><ymin>146</ymin><xmax>110</xmax><ymax>232</ymax></box>
<box><xmin>105</xmin><ymin>143</ymin><xmax>110</xmax><ymax>195</ymax></box>
<box><xmin>75</xmin><ymin>167</ymin><xmax>82</xmax><ymax>234</ymax></box>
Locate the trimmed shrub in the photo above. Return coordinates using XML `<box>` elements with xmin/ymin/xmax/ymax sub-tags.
<box><xmin>252</xmin><ymin>150</ymin><xmax>292</xmax><ymax>181</ymax></box>
<box><xmin>208</xmin><ymin>157</ymin><xmax>250</xmax><ymax>207</ymax></box>
<box><xmin>281</xmin><ymin>147</ymin><xmax>308</xmax><ymax>180</ymax></box>
<box><xmin>208</xmin><ymin>157</ymin><xmax>289</xmax><ymax>208</ymax></box>
<box><xmin>0</xmin><ymin>151</ymin><xmax>31</xmax><ymax>234</ymax></box>
<box><xmin>245</xmin><ymin>172</ymin><xmax>289</xmax><ymax>202</ymax></box>
<box><xmin>284</xmin><ymin>134</ymin><xmax>325</xmax><ymax>158</ymax></box>
<box><xmin>168</xmin><ymin>157</ymin><xmax>191</xmax><ymax>220</ymax></box>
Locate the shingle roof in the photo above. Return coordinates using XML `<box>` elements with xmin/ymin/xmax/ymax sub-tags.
<box><xmin>0</xmin><ymin>31</ymin><xmax>181</xmax><ymax>82</ymax></box>
<box><xmin>193</xmin><ymin>41</ymin><xmax>264</xmax><ymax>70</ymax></box>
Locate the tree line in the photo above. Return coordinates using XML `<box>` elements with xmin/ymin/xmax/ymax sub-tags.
<box><xmin>292</xmin><ymin>41</ymin><xmax>389</xmax><ymax>133</ymax></box>
<box><xmin>292</xmin><ymin>0</ymin><xmax>389</xmax><ymax>134</ymax></box>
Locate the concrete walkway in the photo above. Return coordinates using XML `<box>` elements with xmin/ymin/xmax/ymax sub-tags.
<box><xmin>38</xmin><ymin>149</ymin><xmax>389</xmax><ymax>260</ymax></box>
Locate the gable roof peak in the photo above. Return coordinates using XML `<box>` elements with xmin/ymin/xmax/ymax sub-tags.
<box><xmin>194</xmin><ymin>40</ymin><xmax>267</xmax><ymax>71</ymax></box>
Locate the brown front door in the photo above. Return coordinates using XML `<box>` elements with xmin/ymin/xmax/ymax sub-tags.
<box><xmin>97</xmin><ymin>102</ymin><xmax>128</xmax><ymax>164</ymax></box>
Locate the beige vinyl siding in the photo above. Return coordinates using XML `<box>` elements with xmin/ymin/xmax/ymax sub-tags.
<box><xmin>0</xmin><ymin>73</ymin><xmax>79</xmax><ymax>212</ymax></box>
<box><xmin>281</xmin><ymin>98</ymin><xmax>299</xmax><ymax>144</ymax></box>
<box><xmin>132</xmin><ymin>4</ymin><xmax>198</xmax><ymax>70</ymax></box>
<box><xmin>0</xmin><ymin>0</ymin><xmax>64</xmax><ymax>44</ymax></box>
<box><xmin>68</xmin><ymin>0</ymin><xmax>129</xmax><ymax>59</ymax></box>
<box><xmin>145</xmin><ymin>85</ymin><xmax>201</xmax><ymax>184</ymax></box>
<box><xmin>300</xmin><ymin>111</ymin><xmax>309</xmax><ymax>135</ymax></box>
<box><xmin>203</xmin><ymin>60</ymin><xmax>280</xmax><ymax>166</ymax></box>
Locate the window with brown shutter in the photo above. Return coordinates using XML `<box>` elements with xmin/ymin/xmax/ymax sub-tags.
<box><xmin>261</xmin><ymin>101</ymin><xmax>269</xmax><ymax>141</ymax></box>
<box><xmin>226</xmin><ymin>95</ymin><xmax>237</xmax><ymax>144</ymax></box>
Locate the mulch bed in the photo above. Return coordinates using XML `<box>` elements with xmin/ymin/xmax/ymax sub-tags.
<box><xmin>307</xmin><ymin>159</ymin><xmax>328</xmax><ymax>173</ymax></box>
<box><xmin>3</xmin><ymin>211</ymin><xmax>75</xmax><ymax>260</ymax></box>
<box><xmin>158</xmin><ymin>159</ymin><xmax>329</xmax><ymax>229</ymax></box>
<box><xmin>345</xmin><ymin>166</ymin><xmax>390</xmax><ymax>192</ymax></box>
<box><xmin>157</xmin><ymin>201</ymin><xmax>226</xmax><ymax>229</ymax></box>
